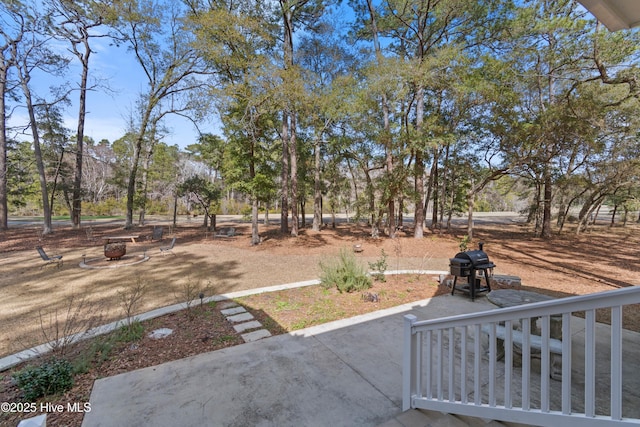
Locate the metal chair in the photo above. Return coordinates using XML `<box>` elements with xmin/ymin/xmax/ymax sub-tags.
<box><xmin>36</xmin><ymin>246</ymin><xmax>63</xmax><ymax>268</ymax></box>
<box><xmin>159</xmin><ymin>237</ymin><xmax>176</xmax><ymax>256</ymax></box>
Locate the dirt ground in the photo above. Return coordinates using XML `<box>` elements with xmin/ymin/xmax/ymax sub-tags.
<box><xmin>1</xmin><ymin>216</ymin><xmax>639</xmax><ymax>359</ymax></box>
<box><xmin>1</xmin><ymin>216</ymin><xmax>640</xmax><ymax>427</ymax></box>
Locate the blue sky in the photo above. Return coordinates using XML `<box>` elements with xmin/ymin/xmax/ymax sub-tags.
<box><xmin>7</xmin><ymin>0</ymin><xmax>356</xmax><ymax>152</ymax></box>
<box><xmin>69</xmin><ymin>39</ymin><xmax>220</xmax><ymax>149</ymax></box>
<box><xmin>9</xmin><ymin>2</ymin><xmax>340</xmax><ymax>153</ymax></box>
<box><xmin>9</xmin><ymin>34</ymin><xmax>219</xmax><ymax>150</ymax></box>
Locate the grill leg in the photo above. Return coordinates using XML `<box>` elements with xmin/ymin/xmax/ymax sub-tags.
<box><xmin>451</xmin><ymin>276</ymin><xmax>458</xmax><ymax>296</ymax></box>
<box><xmin>482</xmin><ymin>268</ymin><xmax>492</xmax><ymax>292</ymax></box>
<box><xmin>470</xmin><ymin>270</ymin><xmax>476</xmax><ymax>301</ymax></box>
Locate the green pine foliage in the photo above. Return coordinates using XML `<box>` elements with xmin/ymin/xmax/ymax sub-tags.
<box><xmin>320</xmin><ymin>248</ymin><xmax>372</xmax><ymax>293</ymax></box>
<box><xmin>368</xmin><ymin>249</ymin><xmax>388</xmax><ymax>282</ymax></box>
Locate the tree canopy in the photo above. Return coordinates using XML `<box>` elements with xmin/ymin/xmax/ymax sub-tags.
<box><xmin>1</xmin><ymin>0</ymin><xmax>639</xmax><ymax>240</ymax></box>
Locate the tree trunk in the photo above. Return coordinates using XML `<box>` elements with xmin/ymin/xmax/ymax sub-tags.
<box><xmin>446</xmin><ymin>170</ymin><xmax>457</xmax><ymax>231</ymax></box>
<box><xmin>125</xmin><ymin>104</ymin><xmax>153</xmax><ymax>229</ymax></box>
<box><xmin>385</xmin><ymin>150</ymin><xmax>395</xmax><ymax>238</ymax></box>
<box><xmin>467</xmin><ymin>190</ymin><xmax>475</xmax><ymax>242</ymax></box>
<box><xmin>22</xmin><ymin>84</ymin><xmax>52</xmax><ymax>234</ymax></box>
<box><xmin>423</xmin><ymin>155</ymin><xmax>435</xmax><ymax>229</ymax></box>
<box><xmin>138</xmin><ymin>146</ymin><xmax>153</xmax><ymax>226</ymax></box>
<box><xmin>441</xmin><ymin>143</ymin><xmax>451</xmax><ymax>228</ymax></box>
<box><xmin>367</xmin><ymin>0</ymin><xmax>394</xmax><ymax>238</ymax></box>
<box><xmin>251</xmin><ymin>197</ymin><xmax>260</xmax><ymax>245</ymax></box>
<box><xmin>430</xmin><ymin>153</ymin><xmax>439</xmax><ymax>230</ymax></box>
<box><xmin>280</xmin><ymin>2</ymin><xmax>296</xmax><ymax>236</ymax></box>
<box><xmin>413</xmin><ymin>152</ymin><xmax>424</xmax><ymax>238</ymax></box>
<box><xmin>202</xmin><ymin>211</ymin><xmax>209</xmax><ymax>229</ymax></box>
<box><xmin>173</xmin><ymin>191</ymin><xmax>178</xmax><ymax>227</ymax></box>
<box><xmin>541</xmin><ymin>167</ymin><xmax>553</xmax><ymax>238</ymax></box>
<box><xmin>289</xmin><ymin>113</ymin><xmax>298</xmax><ymax>236</ymax></box>
<box><xmin>345</xmin><ymin>158</ymin><xmax>359</xmax><ymax>221</ymax></box>
<box><xmin>72</xmin><ymin>50</ymin><xmax>90</xmax><ymax>230</ymax></box>
<box><xmin>0</xmin><ymin>63</ymin><xmax>8</xmax><ymax>230</ymax></box>
<box><xmin>331</xmin><ymin>204</ymin><xmax>336</xmax><ymax>228</ymax></box>
<box><xmin>312</xmin><ymin>139</ymin><xmax>322</xmax><ymax>231</ymax></box>
<box><xmin>413</xmin><ymin>85</ymin><xmax>425</xmax><ymax>239</ymax></box>
<box><xmin>125</xmin><ymin>140</ymin><xmax>142</xmax><ymax>230</ymax></box>
<box><xmin>364</xmin><ymin>168</ymin><xmax>378</xmax><ymax>237</ymax></box>
<box><xmin>530</xmin><ymin>181</ymin><xmax>541</xmax><ymax>232</ymax></box>
<box><xmin>610</xmin><ymin>204</ymin><xmax>617</xmax><ymax>227</ymax></box>
<box><xmin>280</xmin><ymin>111</ymin><xmax>290</xmax><ymax>234</ymax></box>
<box><xmin>49</xmin><ymin>148</ymin><xmax>65</xmax><ymax>216</ymax></box>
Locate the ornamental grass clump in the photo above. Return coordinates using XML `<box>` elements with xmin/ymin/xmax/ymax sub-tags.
<box><xmin>320</xmin><ymin>248</ymin><xmax>372</xmax><ymax>293</ymax></box>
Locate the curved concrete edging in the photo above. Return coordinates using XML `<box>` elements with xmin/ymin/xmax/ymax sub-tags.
<box><xmin>79</xmin><ymin>255</ymin><xmax>150</xmax><ymax>269</ymax></box>
<box><xmin>0</xmin><ymin>270</ymin><xmax>448</xmax><ymax>372</ymax></box>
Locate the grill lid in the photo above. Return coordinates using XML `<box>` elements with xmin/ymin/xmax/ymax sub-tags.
<box><xmin>453</xmin><ymin>250</ymin><xmax>493</xmax><ymax>267</ymax></box>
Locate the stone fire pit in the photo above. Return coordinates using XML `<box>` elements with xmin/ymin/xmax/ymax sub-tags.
<box><xmin>104</xmin><ymin>242</ymin><xmax>127</xmax><ymax>260</ymax></box>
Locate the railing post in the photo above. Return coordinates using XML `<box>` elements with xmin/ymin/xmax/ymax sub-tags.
<box><xmin>611</xmin><ymin>306</ymin><xmax>623</xmax><ymax>420</ymax></box>
<box><xmin>403</xmin><ymin>314</ymin><xmax>417</xmax><ymax>411</ymax></box>
<box><xmin>402</xmin><ymin>287</ymin><xmax>640</xmax><ymax>425</ymax></box>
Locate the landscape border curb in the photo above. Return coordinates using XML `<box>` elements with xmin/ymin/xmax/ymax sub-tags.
<box><xmin>0</xmin><ymin>270</ymin><xmax>448</xmax><ymax>372</ymax></box>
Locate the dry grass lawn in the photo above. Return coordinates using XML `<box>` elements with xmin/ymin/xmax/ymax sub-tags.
<box><xmin>1</xmin><ymin>216</ymin><xmax>639</xmax><ymax>359</ymax></box>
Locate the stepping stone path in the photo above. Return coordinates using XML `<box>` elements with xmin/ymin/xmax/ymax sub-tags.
<box><xmin>218</xmin><ymin>301</ymin><xmax>272</xmax><ymax>343</ymax></box>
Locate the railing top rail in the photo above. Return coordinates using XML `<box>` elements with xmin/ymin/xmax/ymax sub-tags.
<box><xmin>411</xmin><ymin>286</ymin><xmax>640</xmax><ymax>332</ymax></box>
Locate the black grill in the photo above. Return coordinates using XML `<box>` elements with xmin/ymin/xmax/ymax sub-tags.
<box><xmin>449</xmin><ymin>243</ymin><xmax>495</xmax><ymax>301</ymax></box>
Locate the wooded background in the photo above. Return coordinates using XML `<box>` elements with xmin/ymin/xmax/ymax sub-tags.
<box><xmin>1</xmin><ymin>0</ymin><xmax>639</xmax><ymax>244</ymax></box>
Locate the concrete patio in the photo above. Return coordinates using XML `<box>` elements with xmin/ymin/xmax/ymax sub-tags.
<box><xmin>81</xmin><ymin>292</ymin><xmax>640</xmax><ymax>427</ymax></box>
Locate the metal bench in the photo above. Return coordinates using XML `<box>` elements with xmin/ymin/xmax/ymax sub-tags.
<box><xmin>214</xmin><ymin>227</ymin><xmax>236</xmax><ymax>238</ymax></box>
<box><xmin>482</xmin><ymin>324</ymin><xmax>563</xmax><ymax>380</ymax></box>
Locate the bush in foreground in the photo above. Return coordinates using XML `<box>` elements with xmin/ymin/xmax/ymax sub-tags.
<box><xmin>13</xmin><ymin>358</ymin><xmax>74</xmax><ymax>401</ymax></box>
<box><xmin>320</xmin><ymin>248</ymin><xmax>372</xmax><ymax>293</ymax></box>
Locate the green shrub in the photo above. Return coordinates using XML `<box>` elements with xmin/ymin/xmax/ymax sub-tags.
<box><xmin>145</xmin><ymin>199</ymin><xmax>171</xmax><ymax>215</ymax></box>
<box><xmin>13</xmin><ymin>358</ymin><xmax>74</xmax><ymax>401</ymax></box>
<box><xmin>368</xmin><ymin>249</ymin><xmax>388</xmax><ymax>282</ymax></box>
<box><xmin>240</xmin><ymin>205</ymin><xmax>253</xmax><ymax>221</ymax></box>
<box><xmin>320</xmin><ymin>248</ymin><xmax>372</xmax><ymax>293</ymax></box>
<box><xmin>459</xmin><ymin>235</ymin><xmax>471</xmax><ymax>252</ymax></box>
<box><xmin>116</xmin><ymin>321</ymin><xmax>145</xmax><ymax>342</ymax></box>
<box><xmin>82</xmin><ymin>198</ymin><xmax>126</xmax><ymax>216</ymax></box>
<box><xmin>72</xmin><ymin>336</ymin><xmax>116</xmax><ymax>375</ymax></box>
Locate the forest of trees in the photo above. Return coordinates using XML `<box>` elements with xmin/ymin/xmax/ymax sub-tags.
<box><xmin>1</xmin><ymin>0</ymin><xmax>640</xmax><ymax>244</ymax></box>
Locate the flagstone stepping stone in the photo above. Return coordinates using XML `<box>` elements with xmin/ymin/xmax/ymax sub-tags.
<box><xmin>233</xmin><ymin>320</ymin><xmax>262</xmax><ymax>333</ymax></box>
<box><xmin>218</xmin><ymin>301</ymin><xmax>239</xmax><ymax>310</ymax></box>
<box><xmin>226</xmin><ymin>312</ymin><xmax>254</xmax><ymax>323</ymax></box>
<box><xmin>148</xmin><ymin>328</ymin><xmax>173</xmax><ymax>339</ymax></box>
<box><xmin>221</xmin><ymin>306</ymin><xmax>247</xmax><ymax>316</ymax></box>
<box><xmin>241</xmin><ymin>329</ymin><xmax>271</xmax><ymax>342</ymax></box>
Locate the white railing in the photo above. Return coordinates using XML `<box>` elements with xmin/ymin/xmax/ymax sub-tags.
<box><xmin>403</xmin><ymin>286</ymin><xmax>640</xmax><ymax>427</ymax></box>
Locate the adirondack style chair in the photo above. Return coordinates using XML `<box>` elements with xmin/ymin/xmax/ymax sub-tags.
<box><xmin>159</xmin><ymin>237</ymin><xmax>176</xmax><ymax>256</ymax></box>
<box><xmin>36</xmin><ymin>246</ymin><xmax>63</xmax><ymax>268</ymax></box>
